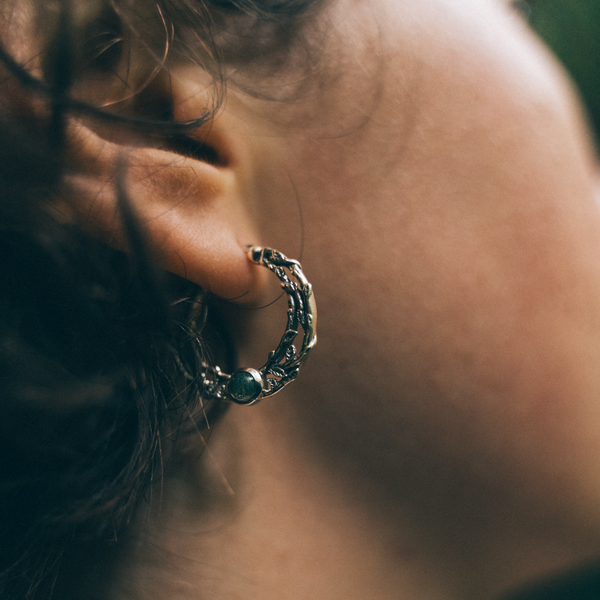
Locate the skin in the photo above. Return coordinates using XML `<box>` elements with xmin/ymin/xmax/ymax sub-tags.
<box><xmin>7</xmin><ymin>0</ymin><xmax>600</xmax><ymax>598</ymax></box>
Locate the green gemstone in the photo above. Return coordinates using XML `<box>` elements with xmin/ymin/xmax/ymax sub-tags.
<box><xmin>228</xmin><ymin>370</ymin><xmax>262</xmax><ymax>404</ymax></box>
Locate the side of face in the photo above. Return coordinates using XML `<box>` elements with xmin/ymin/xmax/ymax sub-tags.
<box><xmin>4</xmin><ymin>0</ymin><xmax>600</xmax><ymax>567</ymax></box>
<box><xmin>219</xmin><ymin>0</ymin><xmax>600</xmax><ymax>545</ymax></box>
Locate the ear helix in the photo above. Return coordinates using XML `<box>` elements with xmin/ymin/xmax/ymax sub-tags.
<box><xmin>201</xmin><ymin>246</ymin><xmax>317</xmax><ymax>405</ymax></box>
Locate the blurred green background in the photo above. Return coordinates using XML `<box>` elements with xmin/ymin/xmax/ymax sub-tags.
<box><xmin>525</xmin><ymin>0</ymin><xmax>600</xmax><ymax>145</ymax></box>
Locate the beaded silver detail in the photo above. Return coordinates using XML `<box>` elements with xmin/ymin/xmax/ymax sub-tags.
<box><xmin>201</xmin><ymin>246</ymin><xmax>317</xmax><ymax>405</ymax></box>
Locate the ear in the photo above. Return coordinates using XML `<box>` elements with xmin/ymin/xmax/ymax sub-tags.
<box><xmin>63</xmin><ymin>64</ymin><xmax>265</xmax><ymax>302</ymax></box>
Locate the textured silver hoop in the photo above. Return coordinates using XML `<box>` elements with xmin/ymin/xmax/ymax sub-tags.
<box><xmin>201</xmin><ymin>246</ymin><xmax>317</xmax><ymax>405</ymax></box>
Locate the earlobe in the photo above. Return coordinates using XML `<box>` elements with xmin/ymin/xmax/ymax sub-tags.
<box><xmin>62</xmin><ymin>65</ymin><xmax>264</xmax><ymax>302</ymax></box>
<box><xmin>65</xmin><ymin>124</ymin><xmax>262</xmax><ymax>301</ymax></box>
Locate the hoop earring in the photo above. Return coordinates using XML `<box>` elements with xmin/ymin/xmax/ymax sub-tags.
<box><xmin>201</xmin><ymin>246</ymin><xmax>317</xmax><ymax>405</ymax></box>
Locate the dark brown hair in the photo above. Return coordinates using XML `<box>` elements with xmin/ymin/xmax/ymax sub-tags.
<box><xmin>0</xmin><ymin>0</ymin><xmax>321</xmax><ymax>597</ymax></box>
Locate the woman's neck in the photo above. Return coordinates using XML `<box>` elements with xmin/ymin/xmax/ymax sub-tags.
<box><xmin>103</xmin><ymin>401</ymin><xmax>600</xmax><ymax>600</ymax></box>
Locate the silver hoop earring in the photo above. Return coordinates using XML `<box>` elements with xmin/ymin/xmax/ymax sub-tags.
<box><xmin>201</xmin><ymin>246</ymin><xmax>317</xmax><ymax>405</ymax></box>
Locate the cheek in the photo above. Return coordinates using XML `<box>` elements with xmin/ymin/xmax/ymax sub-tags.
<box><xmin>237</xmin><ymin>0</ymin><xmax>600</xmax><ymax>535</ymax></box>
<box><xmin>265</xmin><ymin>92</ymin><xmax>600</xmax><ymax>533</ymax></box>
<box><xmin>294</xmin><ymin>185</ymin><xmax>600</xmax><ymax>537</ymax></box>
